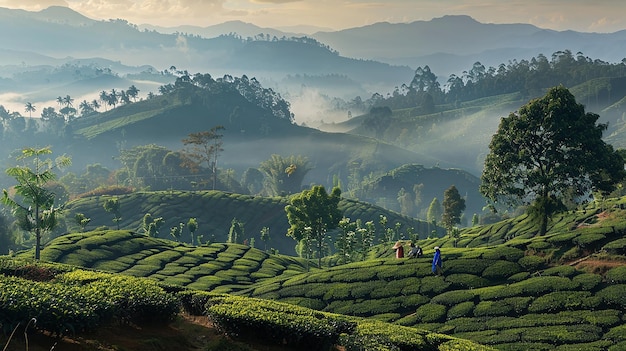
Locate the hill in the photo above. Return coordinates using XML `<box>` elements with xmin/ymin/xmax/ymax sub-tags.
<box><xmin>26</xmin><ymin>195</ymin><xmax>626</xmax><ymax>350</ymax></box>
<box><xmin>61</xmin><ymin>190</ymin><xmax>436</xmax><ymax>256</ymax></box>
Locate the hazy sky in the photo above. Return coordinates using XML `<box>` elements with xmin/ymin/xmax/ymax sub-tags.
<box><xmin>1</xmin><ymin>0</ymin><xmax>626</xmax><ymax>33</ymax></box>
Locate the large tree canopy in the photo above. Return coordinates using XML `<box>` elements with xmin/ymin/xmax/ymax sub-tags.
<box><xmin>480</xmin><ymin>86</ymin><xmax>625</xmax><ymax>235</ymax></box>
<box><xmin>285</xmin><ymin>185</ymin><xmax>342</xmax><ymax>267</ymax></box>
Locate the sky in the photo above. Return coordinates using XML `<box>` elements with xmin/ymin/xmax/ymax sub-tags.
<box><xmin>1</xmin><ymin>0</ymin><xmax>626</xmax><ymax>33</ymax></box>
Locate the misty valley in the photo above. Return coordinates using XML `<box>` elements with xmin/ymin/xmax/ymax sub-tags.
<box><xmin>1</xmin><ymin>6</ymin><xmax>626</xmax><ymax>351</ymax></box>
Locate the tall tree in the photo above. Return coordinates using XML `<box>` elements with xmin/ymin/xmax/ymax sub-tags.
<box><xmin>480</xmin><ymin>86</ymin><xmax>625</xmax><ymax>235</ymax></box>
<box><xmin>187</xmin><ymin>217</ymin><xmax>198</xmax><ymax>245</ymax></box>
<box><xmin>228</xmin><ymin>218</ymin><xmax>244</xmax><ymax>244</ymax></box>
<box><xmin>24</xmin><ymin>102</ymin><xmax>36</xmax><ymax>118</ymax></box>
<box><xmin>426</xmin><ymin>197</ymin><xmax>442</xmax><ymax>224</ymax></box>
<box><xmin>1</xmin><ymin>147</ymin><xmax>71</xmax><ymax>260</ymax></box>
<box><xmin>285</xmin><ymin>185</ymin><xmax>342</xmax><ymax>267</ymax></box>
<box><xmin>181</xmin><ymin>126</ymin><xmax>225</xmax><ymax>190</ymax></box>
<box><xmin>441</xmin><ymin>185</ymin><xmax>466</xmax><ymax>234</ymax></box>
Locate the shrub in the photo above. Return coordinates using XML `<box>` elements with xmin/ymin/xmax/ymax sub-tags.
<box><xmin>445</xmin><ymin>273</ymin><xmax>490</xmax><ymax>289</ymax></box>
<box><xmin>511</xmin><ymin>276</ymin><xmax>577</xmax><ymax>295</ymax></box>
<box><xmin>605</xmin><ymin>266</ymin><xmax>626</xmax><ymax>284</ymax></box>
<box><xmin>419</xmin><ymin>275</ymin><xmax>451</xmax><ymax>295</ymax></box>
<box><xmin>501</xmin><ymin>296</ymin><xmax>533</xmax><ymax>314</ymax></box>
<box><xmin>431</xmin><ymin>290</ymin><xmax>475</xmax><ymax>306</ymax></box>
<box><xmin>507</xmin><ymin>271</ymin><xmax>530</xmax><ymax>282</ymax></box>
<box><xmin>474</xmin><ymin>285</ymin><xmax>522</xmax><ymax>301</ymax></box>
<box><xmin>572</xmin><ymin>273</ymin><xmax>602</xmax><ymax>291</ymax></box>
<box><xmin>597</xmin><ymin>284</ymin><xmax>626</xmax><ymax>307</ymax></box>
<box><xmin>481</xmin><ymin>246</ymin><xmax>525</xmax><ymax>261</ymax></box>
<box><xmin>527</xmin><ymin>291</ymin><xmax>593</xmax><ymax>313</ymax></box>
<box><xmin>447</xmin><ymin>301</ymin><xmax>476</xmax><ymax>319</ymax></box>
<box><xmin>205</xmin><ymin>294</ymin><xmax>356</xmax><ymax>350</ymax></box>
<box><xmin>481</xmin><ymin>260</ymin><xmax>522</xmax><ymax>280</ymax></box>
<box><xmin>605</xmin><ymin>324</ymin><xmax>626</xmax><ymax>342</ymax></box>
<box><xmin>414</xmin><ymin>303</ymin><xmax>447</xmax><ymax>323</ymax></box>
<box><xmin>441</xmin><ymin>259</ymin><xmax>493</xmax><ymax>275</ymax></box>
<box><xmin>541</xmin><ymin>265</ymin><xmax>577</xmax><ymax>277</ymax></box>
<box><xmin>473</xmin><ymin>300</ymin><xmax>514</xmax><ymax>317</ymax></box>
<box><xmin>323</xmin><ymin>283</ymin><xmax>352</xmax><ymax>300</ymax></box>
<box><xmin>446</xmin><ymin>317</ymin><xmax>486</xmax><ymax>332</ymax></box>
<box><xmin>520</xmin><ymin>324</ymin><xmax>602</xmax><ymax>344</ymax></box>
<box><xmin>517</xmin><ymin>255</ymin><xmax>546</xmax><ymax>271</ymax></box>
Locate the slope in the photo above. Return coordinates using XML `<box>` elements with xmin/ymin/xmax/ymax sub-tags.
<box><xmin>61</xmin><ymin>190</ymin><xmax>435</xmax><ymax>256</ymax></box>
<box><xmin>36</xmin><ymin>196</ymin><xmax>626</xmax><ymax>350</ymax></box>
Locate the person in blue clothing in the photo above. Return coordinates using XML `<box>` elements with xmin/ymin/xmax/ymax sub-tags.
<box><xmin>432</xmin><ymin>246</ymin><xmax>443</xmax><ymax>276</ymax></box>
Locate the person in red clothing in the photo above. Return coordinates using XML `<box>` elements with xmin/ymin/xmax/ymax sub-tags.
<box><xmin>392</xmin><ymin>241</ymin><xmax>404</xmax><ymax>258</ymax></box>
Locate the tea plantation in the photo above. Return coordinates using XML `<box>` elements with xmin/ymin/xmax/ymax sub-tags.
<box><xmin>62</xmin><ymin>190</ymin><xmax>435</xmax><ymax>256</ymax></box>
<box><xmin>4</xmin><ymin>195</ymin><xmax>626</xmax><ymax>350</ymax></box>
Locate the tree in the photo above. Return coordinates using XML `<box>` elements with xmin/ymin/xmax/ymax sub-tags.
<box><xmin>480</xmin><ymin>86</ymin><xmax>625</xmax><ymax>235</ymax></box>
<box><xmin>170</xmin><ymin>222</ymin><xmax>184</xmax><ymax>242</ymax></box>
<box><xmin>1</xmin><ymin>147</ymin><xmax>71</xmax><ymax>260</ymax></box>
<box><xmin>285</xmin><ymin>185</ymin><xmax>342</xmax><ymax>267</ymax></box>
<box><xmin>181</xmin><ymin>126</ymin><xmax>225</xmax><ymax>190</ymax></box>
<box><xmin>228</xmin><ymin>218</ymin><xmax>244</xmax><ymax>244</ymax></box>
<box><xmin>335</xmin><ymin>217</ymin><xmax>357</xmax><ymax>264</ymax></box>
<box><xmin>259</xmin><ymin>154</ymin><xmax>312</xmax><ymax>196</ymax></box>
<box><xmin>103</xmin><ymin>197</ymin><xmax>122</xmax><ymax>230</ymax></box>
<box><xmin>126</xmin><ymin>85</ymin><xmax>140</xmax><ymax>102</ymax></box>
<box><xmin>187</xmin><ymin>217</ymin><xmax>198</xmax><ymax>245</ymax></box>
<box><xmin>397</xmin><ymin>187</ymin><xmax>414</xmax><ymax>216</ymax></box>
<box><xmin>426</xmin><ymin>197</ymin><xmax>442</xmax><ymax>224</ymax></box>
<box><xmin>24</xmin><ymin>102</ymin><xmax>36</xmax><ymax>118</ymax></box>
<box><xmin>74</xmin><ymin>213</ymin><xmax>91</xmax><ymax>232</ymax></box>
<box><xmin>260</xmin><ymin>226</ymin><xmax>270</xmax><ymax>251</ymax></box>
<box><xmin>441</xmin><ymin>185</ymin><xmax>466</xmax><ymax>234</ymax></box>
<box><xmin>363</xmin><ymin>106</ymin><xmax>392</xmax><ymax>139</ymax></box>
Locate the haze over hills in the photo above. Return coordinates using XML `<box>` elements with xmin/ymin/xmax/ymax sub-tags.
<box><xmin>0</xmin><ymin>5</ymin><xmax>624</xmax><ymax>198</ymax></box>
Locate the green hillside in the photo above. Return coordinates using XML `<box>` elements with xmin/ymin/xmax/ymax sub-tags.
<box><xmin>26</xmin><ymin>195</ymin><xmax>626</xmax><ymax>350</ymax></box>
<box><xmin>62</xmin><ymin>190</ymin><xmax>435</xmax><ymax>256</ymax></box>
<box><xmin>0</xmin><ymin>257</ymin><xmax>493</xmax><ymax>350</ymax></box>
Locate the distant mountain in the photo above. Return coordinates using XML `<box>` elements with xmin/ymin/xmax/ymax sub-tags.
<box><xmin>139</xmin><ymin>20</ymin><xmax>301</xmax><ymax>39</ymax></box>
<box><xmin>311</xmin><ymin>15</ymin><xmax>626</xmax><ymax>78</ymax></box>
<box><xmin>0</xmin><ymin>6</ymin><xmax>412</xmax><ymax>103</ymax></box>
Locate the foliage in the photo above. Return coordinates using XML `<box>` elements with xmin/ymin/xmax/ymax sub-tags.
<box><xmin>259</xmin><ymin>154</ymin><xmax>312</xmax><ymax>196</ymax></box>
<box><xmin>286</xmin><ymin>185</ymin><xmax>342</xmax><ymax>266</ymax></box>
<box><xmin>1</xmin><ymin>147</ymin><xmax>71</xmax><ymax>260</ymax></box>
<box><xmin>442</xmin><ymin>185</ymin><xmax>466</xmax><ymax>234</ymax></box>
<box><xmin>480</xmin><ymin>86</ymin><xmax>625</xmax><ymax>235</ymax></box>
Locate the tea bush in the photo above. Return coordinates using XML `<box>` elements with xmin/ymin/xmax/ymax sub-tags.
<box><xmin>415</xmin><ymin>303</ymin><xmax>447</xmax><ymax>322</ymax></box>
<box><xmin>431</xmin><ymin>290</ymin><xmax>476</xmax><ymax>306</ymax></box>
<box><xmin>597</xmin><ymin>284</ymin><xmax>626</xmax><ymax>307</ymax></box>
<box><xmin>473</xmin><ymin>300</ymin><xmax>514</xmax><ymax>317</ymax></box>
<box><xmin>517</xmin><ymin>255</ymin><xmax>546</xmax><ymax>271</ymax></box>
<box><xmin>445</xmin><ymin>273</ymin><xmax>490</xmax><ymax>289</ymax></box>
<box><xmin>605</xmin><ymin>266</ymin><xmax>626</xmax><ymax>283</ymax></box>
<box><xmin>481</xmin><ymin>260</ymin><xmax>522</xmax><ymax>280</ymax></box>
<box><xmin>447</xmin><ymin>301</ymin><xmax>476</xmax><ymax>319</ymax></box>
<box><xmin>527</xmin><ymin>291</ymin><xmax>593</xmax><ymax>313</ymax></box>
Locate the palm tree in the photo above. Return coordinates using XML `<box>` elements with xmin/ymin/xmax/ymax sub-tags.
<box><xmin>56</xmin><ymin>96</ymin><xmax>63</xmax><ymax>107</ymax></box>
<box><xmin>99</xmin><ymin>90</ymin><xmax>108</xmax><ymax>111</ymax></box>
<box><xmin>108</xmin><ymin>89</ymin><xmax>119</xmax><ymax>108</ymax></box>
<box><xmin>91</xmin><ymin>99</ymin><xmax>100</xmax><ymax>111</ymax></box>
<box><xmin>79</xmin><ymin>100</ymin><xmax>93</xmax><ymax>116</ymax></box>
<box><xmin>127</xmin><ymin>85</ymin><xmax>139</xmax><ymax>102</ymax></box>
<box><xmin>63</xmin><ymin>95</ymin><xmax>74</xmax><ymax>108</ymax></box>
<box><xmin>24</xmin><ymin>102</ymin><xmax>36</xmax><ymax>117</ymax></box>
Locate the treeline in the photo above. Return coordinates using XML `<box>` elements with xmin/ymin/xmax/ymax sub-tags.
<box><xmin>359</xmin><ymin>50</ymin><xmax>626</xmax><ymax>111</ymax></box>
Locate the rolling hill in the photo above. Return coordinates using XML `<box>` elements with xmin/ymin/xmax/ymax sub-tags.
<box><xmin>18</xmin><ymin>194</ymin><xmax>626</xmax><ymax>350</ymax></box>
<box><xmin>61</xmin><ymin>190</ymin><xmax>437</xmax><ymax>256</ymax></box>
